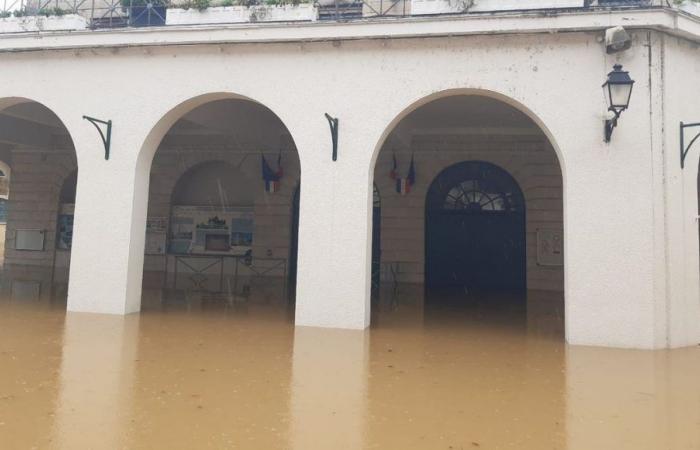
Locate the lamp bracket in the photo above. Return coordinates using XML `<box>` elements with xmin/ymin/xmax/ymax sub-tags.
<box><xmin>680</xmin><ymin>122</ymin><xmax>700</xmax><ymax>169</ymax></box>
<box><xmin>324</xmin><ymin>113</ymin><xmax>339</xmax><ymax>162</ymax></box>
<box><xmin>604</xmin><ymin>109</ymin><xmax>621</xmax><ymax>143</ymax></box>
<box><xmin>83</xmin><ymin>116</ymin><xmax>112</xmax><ymax>160</ymax></box>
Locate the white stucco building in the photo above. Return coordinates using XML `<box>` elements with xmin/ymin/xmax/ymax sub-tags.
<box><xmin>0</xmin><ymin>0</ymin><xmax>699</xmax><ymax>349</ymax></box>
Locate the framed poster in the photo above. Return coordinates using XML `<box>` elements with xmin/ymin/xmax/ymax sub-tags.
<box><xmin>56</xmin><ymin>203</ymin><xmax>74</xmax><ymax>250</ymax></box>
<box><xmin>536</xmin><ymin>229</ymin><xmax>563</xmax><ymax>266</ymax></box>
<box><xmin>169</xmin><ymin>206</ymin><xmax>253</xmax><ymax>255</ymax></box>
<box><xmin>145</xmin><ymin>217</ymin><xmax>167</xmax><ymax>255</ymax></box>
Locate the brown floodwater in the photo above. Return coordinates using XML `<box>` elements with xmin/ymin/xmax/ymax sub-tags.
<box><xmin>0</xmin><ymin>289</ymin><xmax>699</xmax><ymax>450</ymax></box>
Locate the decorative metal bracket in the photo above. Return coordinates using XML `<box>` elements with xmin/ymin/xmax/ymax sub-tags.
<box><xmin>680</xmin><ymin>122</ymin><xmax>700</xmax><ymax>169</ymax></box>
<box><xmin>83</xmin><ymin>116</ymin><xmax>112</xmax><ymax>160</ymax></box>
<box><xmin>325</xmin><ymin>113</ymin><xmax>339</xmax><ymax>161</ymax></box>
<box><xmin>604</xmin><ymin>109</ymin><xmax>620</xmax><ymax>143</ymax></box>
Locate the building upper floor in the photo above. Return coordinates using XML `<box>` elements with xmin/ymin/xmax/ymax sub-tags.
<box><xmin>0</xmin><ymin>0</ymin><xmax>698</xmax><ymax>45</ymax></box>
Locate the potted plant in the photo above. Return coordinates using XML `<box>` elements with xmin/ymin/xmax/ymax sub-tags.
<box><xmin>674</xmin><ymin>0</ymin><xmax>700</xmax><ymax>16</ymax></box>
<box><xmin>411</xmin><ymin>0</ymin><xmax>584</xmax><ymax>16</ymax></box>
<box><xmin>165</xmin><ymin>0</ymin><xmax>317</xmax><ymax>26</ymax></box>
<box><xmin>0</xmin><ymin>7</ymin><xmax>88</xmax><ymax>33</ymax></box>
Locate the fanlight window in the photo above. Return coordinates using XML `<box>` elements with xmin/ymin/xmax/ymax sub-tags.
<box><xmin>428</xmin><ymin>161</ymin><xmax>524</xmax><ymax>214</ymax></box>
<box><xmin>443</xmin><ymin>180</ymin><xmax>517</xmax><ymax>212</ymax></box>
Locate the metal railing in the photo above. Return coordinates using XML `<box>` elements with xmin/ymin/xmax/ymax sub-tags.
<box><xmin>0</xmin><ymin>0</ymin><xmax>657</xmax><ymax>30</ymax></box>
<box><xmin>172</xmin><ymin>253</ymin><xmax>288</xmax><ymax>300</ymax></box>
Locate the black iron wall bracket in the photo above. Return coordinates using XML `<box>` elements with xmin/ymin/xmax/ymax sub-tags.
<box><xmin>325</xmin><ymin>113</ymin><xmax>339</xmax><ymax>161</ymax></box>
<box><xmin>681</xmin><ymin>122</ymin><xmax>700</xmax><ymax>169</ymax></box>
<box><xmin>604</xmin><ymin>109</ymin><xmax>620</xmax><ymax>143</ymax></box>
<box><xmin>83</xmin><ymin>116</ymin><xmax>112</xmax><ymax>160</ymax></box>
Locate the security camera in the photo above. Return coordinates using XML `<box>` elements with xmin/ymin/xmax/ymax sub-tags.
<box><xmin>605</xmin><ymin>26</ymin><xmax>632</xmax><ymax>54</ymax></box>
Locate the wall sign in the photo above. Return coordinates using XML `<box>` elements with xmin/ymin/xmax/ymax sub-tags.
<box><xmin>536</xmin><ymin>228</ymin><xmax>563</xmax><ymax>266</ymax></box>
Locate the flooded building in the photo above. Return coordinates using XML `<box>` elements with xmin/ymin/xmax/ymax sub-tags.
<box><xmin>0</xmin><ymin>0</ymin><xmax>699</xmax><ymax>352</ymax></box>
<box><xmin>3</xmin><ymin>2</ymin><xmax>700</xmax><ymax>449</ymax></box>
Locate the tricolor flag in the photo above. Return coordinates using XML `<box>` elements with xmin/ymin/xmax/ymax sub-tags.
<box><xmin>389</xmin><ymin>153</ymin><xmax>398</xmax><ymax>180</ymax></box>
<box><xmin>262</xmin><ymin>152</ymin><xmax>283</xmax><ymax>193</ymax></box>
<box><xmin>395</xmin><ymin>155</ymin><xmax>416</xmax><ymax>195</ymax></box>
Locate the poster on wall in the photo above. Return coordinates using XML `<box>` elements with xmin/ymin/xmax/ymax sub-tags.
<box><xmin>169</xmin><ymin>206</ymin><xmax>253</xmax><ymax>255</ymax></box>
<box><xmin>145</xmin><ymin>217</ymin><xmax>167</xmax><ymax>255</ymax></box>
<box><xmin>56</xmin><ymin>203</ymin><xmax>74</xmax><ymax>250</ymax></box>
<box><xmin>536</xmin><ymin>228</ymin><xmax>564</xmax><ymax>266</ymax></box>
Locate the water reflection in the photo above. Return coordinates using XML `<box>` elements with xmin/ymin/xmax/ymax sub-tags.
<box><xmin>566</xmin><ymin>345</ymin><xmax>700</xmax><ymax>450</ymax></box>
<box><xmin>291</xmin><ymin>326</ymin><xmax>369</xmax><ymax>450</ymax></box>
<box><xmin>51</xmin><ymin>312</ymin><xmax>140</xmax><ymax>449</ymax></box>
<box><xmin>0</xmin><ymin>285</ymin><xmax>699</xmax><ymax>449</ymax></box>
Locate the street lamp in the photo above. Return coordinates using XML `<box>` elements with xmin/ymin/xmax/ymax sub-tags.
<box><xmin>602</xmin><ymin>64</ymin><xmax>635</xmax><ymax>142</ymax></box>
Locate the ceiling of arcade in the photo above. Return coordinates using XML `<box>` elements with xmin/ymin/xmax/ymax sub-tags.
<box><xmin>384</xmin><ymin>95</ymin><xmax>546</xmax><ymax>151</ymax></box>
<box><xmin>0</xmin><ymin>102</ymin><xmax>72</xmax><ymax>151</ymax></box>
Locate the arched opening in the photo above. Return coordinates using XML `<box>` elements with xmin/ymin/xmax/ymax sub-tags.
<box><xmin>140</xmin><ymin>98</ymin><xmax>300</xmax><ymax>315</ymax></box>
<box><xmin>371</xmin><ymin>93</ymin><xmax>564</xmax><ymax>334</ymax></box>
<box><xmin>0</xmin><ymin>99</ymin><xmax>77</xmax><ymax>304</ymax></box>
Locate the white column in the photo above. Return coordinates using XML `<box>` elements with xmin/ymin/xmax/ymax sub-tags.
<box><xmin>67</xmin><ymin>130</ymin><xmax>150</xmax><ymax>315</ymax></box>
<box><xmin>293</xmin><ymin>124</ymin><xmax>375</xmax><ymax>330</ymax></box>
<box><xmin>663</xmin><ymin>126</ymin><xmax>700</xmax><ymax>348</ymax></box>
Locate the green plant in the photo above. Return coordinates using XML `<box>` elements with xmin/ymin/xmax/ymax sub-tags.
<box><xmin>37</xmin><ymin>7</ymin><xmax>66</xmax><ymax>16</ymax></box>
<box><xmin>0</xmin><ymin>10</ymin><xmax>11</xmax><ymax>18</ymax></box>
<box><xmin>12</xmin><ymin>8</ymin><xmax>29</xmax><ymax>17</ymax></box>
<box><xmin>191</xmin><ymin>0</ymin><xmax>210</xmax><ymax>10</ymax></box>
<box><xmin>221</xmin><ymin>0</ymin><xmax>234</xmax><ymax>6</ymax></box>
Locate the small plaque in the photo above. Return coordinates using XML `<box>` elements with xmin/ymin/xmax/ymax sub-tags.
<box><xmin>15</xmin><ymin>229</ymin><xmax>45</xmax><ymax>251</ymax></box>
<box><xmin>537</xmin><ymin>229</ymin><xmax>563</xmax><ymax>266</ymax></box>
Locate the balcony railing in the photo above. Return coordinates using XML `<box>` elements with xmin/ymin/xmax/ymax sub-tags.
<box><xmin>0</xmin><ymin>0</ymin><xmax>667</xmax><ymax>32</ymax></box>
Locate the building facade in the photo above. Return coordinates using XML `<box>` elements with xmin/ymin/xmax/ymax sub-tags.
<box><xmin>0</xmin><ymin>0</ymin><xmax>699</xmax><ymax>349</ymax></box>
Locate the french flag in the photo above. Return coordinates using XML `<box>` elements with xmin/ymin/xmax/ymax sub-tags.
<box><xmin>262</xmin><ymin>153</ymin><xmax>283</xmax><ymax>193</ymax></box>
<box><xmin>395</xmin><ymin>155</ymin><xmax>415</xmax><ymax>195</ymax></box>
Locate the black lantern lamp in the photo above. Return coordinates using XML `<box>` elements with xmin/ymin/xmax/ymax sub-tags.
<box><xmin>602</xmin><ymin>64</ymin><xmax>635</xmax><ymax>142</ymax></box>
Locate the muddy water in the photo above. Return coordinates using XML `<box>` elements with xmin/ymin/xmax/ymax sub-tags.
<box><xmin>0</xmin><ymin>297</ymin><xmax>699</xmax><ymax>449</ymax></box>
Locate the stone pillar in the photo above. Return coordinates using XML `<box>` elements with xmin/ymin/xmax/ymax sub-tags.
<box><xmin>293</xmin><ymin>122</ymin><xmax>376</xmax><ymax>330</ymax></box>
<box><xmin>66</xmin><ymin>128</ymin><xmax>150</xmax><ymax>315</ymax></box>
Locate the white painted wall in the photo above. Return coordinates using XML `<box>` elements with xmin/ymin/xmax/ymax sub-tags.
<box><xmin>0</xmin><ymin>8</ymin><xmax>698</xmax><ymax>348</ymax></box>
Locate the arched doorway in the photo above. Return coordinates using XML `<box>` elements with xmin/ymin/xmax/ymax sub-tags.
<box><xmin>371</xmin><ymin>93</ymin><xmax>564</xmax><ymax>332</ymax></box>
<box><xmin>141</xmin><ymin>97</ymin><xmax>300</xmax><ymax>313</ymax></box>
<box><xmin>0</xmin><ymin>99</ymin><xmax>77</xmax><ymax>304</ymax></box>
<box><xmin>425</xmin><ymin>161</ymin><xmax>526</xmax><ymax>298</ymax></box>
